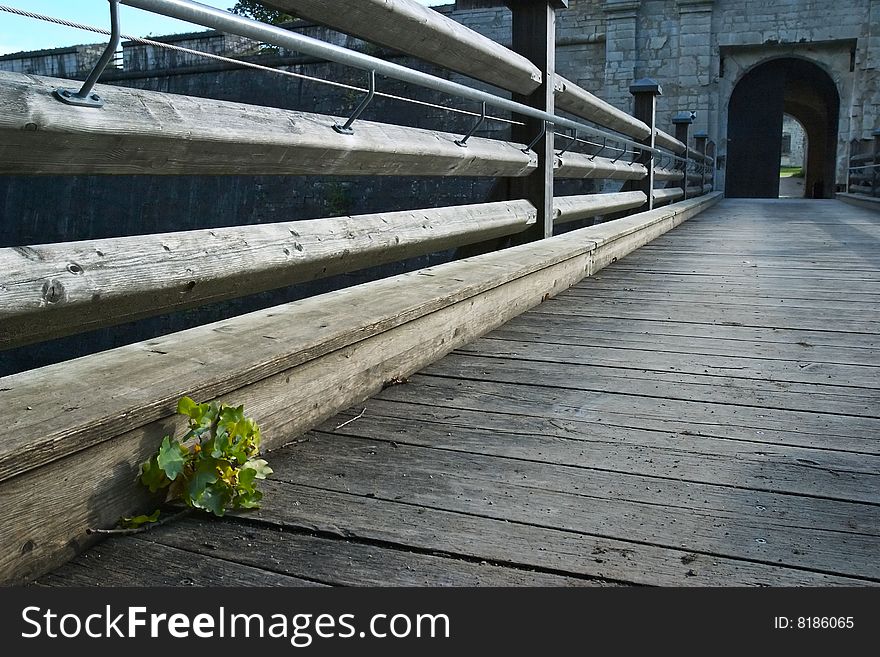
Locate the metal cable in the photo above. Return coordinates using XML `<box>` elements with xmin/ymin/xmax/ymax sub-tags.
<box><xmin>0</xmin><ymin>3</ymin><xmax>524</xmax><ymax>126</ymax></box>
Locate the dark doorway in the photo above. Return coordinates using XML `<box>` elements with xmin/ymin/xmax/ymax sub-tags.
<box><xmin>726</xmin><ymin>58</ymin><xmax>840</xmax><ymax>198</ymax></box>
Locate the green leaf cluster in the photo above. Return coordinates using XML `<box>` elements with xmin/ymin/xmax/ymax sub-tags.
<box><xmin>138</xmin><ymin>397</ymin><xmax>273</xmax><ymax>519</ymax></box>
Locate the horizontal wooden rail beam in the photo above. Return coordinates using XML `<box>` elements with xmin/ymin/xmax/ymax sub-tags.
<box><xmin>554</xmin><ymin>76</ymin><xmax>651</xmax><ymax>140</ymax></box>
<box><xmin>0</xmin><ymin>71</ymin><xmax>536</xmax><ymax>177</ymax></box>
<box><xmin>851</xmin><ymin>153</ymin><xmax>874</xmax><ymax>164</ymax></box>
<box><xmin>0</xmin><ymin>192</ymin><xmax>722</xmax><ymax>584</ymax></box>
<box><xmin>0</xmin><ymin>201</ymin><xmax>537</xmax><ymax>350</ymax></box>
<box><xmin>652</xmin><ymin>187</ymin><xmax>685</xmax><ymax>205</ymax></box>
<box><xmin>655</xmin><ymin>129</ymin><xmax>687</xmax><ymax>155</ymax></box>
<box><xmin>554</xmin><ymin>191</ymin><xmax>647</xmax><ymax>224</ymax></box>
<box><xmin>262</xmin><ymin>0</ymin><xmax>541</xmax><ymax>95</ymax></box>
<box><xmin>554</xmin><ymin>152</ymin><xmax>647</xmax><ymax>180</ymax></box>
<box><xmin>653</xmin><ymin>167</ymin><xmax>684</xmax><ymax>182</ymax></box>
<box><xmin>685</xmin><ymin>184</ymin><xmax>713</xmax><ymax>197</ymax></box>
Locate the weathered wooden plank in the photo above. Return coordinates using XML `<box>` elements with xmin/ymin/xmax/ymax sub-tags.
<box><xmin>320</xmin><ymin>399</ymin><xmax>880</xmax><ymax>502</ymax></box>
<box><xmin>554</xmin><ymin>76</ymin><xmax>651</xmax><ymax>139</ymax></box>
<box><xmin>0</xmin><ymin>194</ymin><xmax>720</xmax><ymax>584</ymax></box>
<box><xmin>264</xmin><ymin>448</ymin><xmax>880</xmax><ymax>582</ymax></box>
<box><xmin>255</xmin><ymin>481</ymin><xmax>867</xmax><ymax>585</ymax></box>
<box><xmin>296</xmin><ymin>430</ymin><xmax>880</xmax><ymax>535</ymax></box>
<box><xmin>568</xmin><ymin>281</ymin><xmax>880</xmax><ymax>306</ymax></box>
<box><xmin>652</xmin><ymin>187</ymin><xmax>684</xmax><ymax>204</ymax></box>
<box><xmin>554</xmin><ymin>191</ymin><xmax>646</xmax><ymax>224</ymax></box>
<box><xmin>37</xmin><ymin>538</ymin><xmax>325</xmax><ymax>587</ymax></box>
<box><xmin>378</xmin><ymin>375</ymin><xmax>880</xmax><ymax>453</ymax></box>
<box><xmin>263</xmin><ymin>0</ymin><xmax>542</xmax><ymax>95</ymax></box>
<box><xmin>0</xmin><ymin>200</ymin><xmax>536</xmax><ymax>350</ymax></box>
<box><xmin>503</xmin><ymin>311</ymin><xmax>880</xmax><ymax>352</ymax></box>
<box><xmin>837</xmin><ymin>192</ymin><xmax>880</xmax><ymax>211</ymax></box>
<box><xmin>0</xmin><ymin>71</ymin><xmax>536</xmax><ymax>177</ymax></box>
<box><xmin>490</xmin><ymin>320</ymin><xmax>880</xmax><ymax>367</ymax></box>
<box><xmin>433</xmin><ymin>349</ymin><xmax>880</xmax><ymax>416</ymax></box>
<box><xmin>655</xmin><ymin>128</ymin><xmax>687</xmax><ymax>154</ymax></box>
<box><xmin>140</xmin><ymin>517</ymin><xmax>608</xmax><ymax>587</ymax></box>
<box><xmin>554</xmin><ymin>152</ymin><xmax>647</xmax><ymax>180</ymax></box>
<box><xmin>536</xmin><ymin>297</ymin><xmax>880</xmax><ymax>334</ymax></box>
<box><xmin>653</xmin><ymin>167</ymin><xmax>685</xmax><ymax>182</ymax></box>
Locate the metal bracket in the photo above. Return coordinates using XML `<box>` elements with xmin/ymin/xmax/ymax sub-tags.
<box><xmin>556</xmin><ymin>129</ymin><xmax>578</xmax><ymax>156</ymax></box>
<box><xmin>521</xmin><ymin>121</ymin><xmax>547</xmax><ymax>154</ymax></box>
<box><xmin>455</xmin><ymin>102</ymin><xmax>486</xmax><ymax>148</ymax></box>
<box><xmin>333</xmin><ymin>70</ymin><xmax>376</xmax><ymax>135</ymax></box>
<box><xmin>53</xmin><ymin>0</ymin><xmax>120</xmax><ymax>108</ymax></box>
<box><xmin>589</xmin><ymin>137</ymin><xmax>608</xmax><ymax>161</ymax></box>
<box><xmin>611</xmin><ymin>143</ymin><xmax>628</xmax><ymax>164</ymax></box>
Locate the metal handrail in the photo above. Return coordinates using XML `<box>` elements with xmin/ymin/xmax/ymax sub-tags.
<box><xmin>120</xmin><ymin>0</ymin><xmax>668</xmax><ymax>156</ymax></box>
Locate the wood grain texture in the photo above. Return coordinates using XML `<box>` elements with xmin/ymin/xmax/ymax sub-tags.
<box><xmin>654</xmin><ymin>167</ymin><xmax>685</xmax><ymax>182</ymax></box>
<box><xmin>263</xmin><ymin>0</ymin><xmax>542</xmax><ymax>95</ymax></box>
<box><xmin>554</xmin><ymin>191</ymin><xmax>646</xmax><ymax>224</ymax></box>
<box><xmin>652</xmin><ymin>187</ymin><xmax>685</xmax><ymax>204</ymax></box>
<box><xmin>0</xmin><ymin>71</ymin><xmax>537</xmax><ymax>177</ymax></box>
<box><xmin>35</xmin><ymin>197</ymin><xmax>879</xmax><ymax>587</ymax></box>
<box><xmin>655</xmin><ymin>129</ymin><xmax>687</xmax><ymax>154</ymax></box>
<box><xmin>0</xmin><ymin>200</ymin><xmax>537</xmax><ymax>349</ymax></box>
<box><xmin>554</xmin><ymin>75</ymin><xmax>651</xmax><ymax>140</ymax></box>
<box><xmin>0</xmin><ymin>194</ymin><xmax>720</xmax><ymax>584</ymax></box>
<box><xmin>554</xmin><ymin>152</ymin><xmax>647</xmax><ymax>180</ymax></box>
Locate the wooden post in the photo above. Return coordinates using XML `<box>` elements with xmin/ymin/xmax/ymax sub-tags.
<box><xmin>872</xmin><ymin>128</ymin><xmax>880</xmax><ymax>197</ymax></box>
<box><xmin>672</xmin><ymin>111</ymin><xmax>695</xmax><ymax>199</ymax></box>
<box><xmin>506</xmin><ymin>0</ymin><xmax>568</xmax><ymax>240</ymax></box>
<box><xmin>706</xmin><ymin>139</ymin><xmax>716</xmax><ymax>191</ymax></box>
<box><xmin>694</xmin><ymin>131</ymin><xmax>708</xmax><ymax>195</ymax></box>
<box><xmin>629</xmin><ymin>78</ymin><xmax>662</xmax><ymax>210</ymax></box>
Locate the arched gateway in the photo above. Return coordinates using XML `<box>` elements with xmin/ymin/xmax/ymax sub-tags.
<box><xmin>725</xmin><ymin>58</ymin><xmax>840</xmax><ymax>199</ymax></box>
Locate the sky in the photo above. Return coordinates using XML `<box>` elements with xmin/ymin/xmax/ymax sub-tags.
<box><xmin>0</xmin><ymin>0</ymin><xmax>447</xmax><ymax>56</ymax></box>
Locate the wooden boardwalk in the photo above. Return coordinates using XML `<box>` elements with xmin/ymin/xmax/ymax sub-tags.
<box><xmin>39</xmin><ymin>198</ymin><xmax>880</xmax><ymax>587</ymax></box>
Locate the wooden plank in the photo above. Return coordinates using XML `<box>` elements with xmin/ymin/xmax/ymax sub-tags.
<box><xmin>655</xmin><ymin>128</ymin><xmax>687</xmax><ymax>154</ymax></box>
<box><xmin>554</xmin><ymin>191</ymin><xmax>646</xmax><ymax>224</ymax></box>
<box><xmin>837</xmin><ymin>193</ymin><xmax>880</xmax><ymax>212</ymax></box>
<box><xmin>378</xmin><ymin>375</ymin><xmax>880</xmax><ymax>453</ymax></box>
<box><xmin>263</xmin><ymin>0</ymin><xmax>543</xmax><ymax>95</ymax></box>
<box><xmin>0</xmin><ymin>200</ymin><xmax>537</xmax><ymax>349</ymax></box>
<box><xmin>140</xmin><ymin>517</ymin><xmax>608</xmax><ymax>587</ymax></box>
<box><xmin>264</xmin><ymin>446</ymin><xmax>880</xmax><ymax>581</ymax></box>
<box><xmin>490</xmin><ymin>320</ymin><xmax>880</xmax><ymax>367</ymax></box>
<box><xmin>320</xmin><ymin>400</ymin><xmax>880</xmax><ymax>502</ymax></box>
<box><xmin>254</xmin><ymin>481</ymin><xmax>867</xmax><ymax>585</ymax></box>
<box><xmin>554</xmin><ymin>75</ymin><xmax>651</xmax><ymax>139</ymax></box>
<box><xmin>0</xmin><ymin>193</ymin><xmax>720</xmax><ymax>584</ymax></box>
<box><xmin>652</xmin><ymin>188</ymin><xmax>684</xmax><ymax>204</ymax></box>
<box><xmin>503</xmin><ymin>311</ymin><xmax>880</xmax><ymax>352</ymax></box>
<box><xmin>432</xmin><ymin>350</ymin><xmax>880</xmax><ymax>415</ymax></box>
<box><xmin>535</xmin><ymin>297</ymin><xmax>880</xmax><ymax>334</ymax></box>
<box><xmin>0</xmin><ymin>71</ymin><xmax>536</xmax><ymax>177</ymax></box>
<box><xmin>296</xmin><ymin>431</ymin><xmax>880</xmax><ymax>535</ymax></box>
<box><xmin>563</xmin><ymin>288</ymin><xmax>879</xmax><ymax>314</ymax></box>
<box><xmin>554</xmin><ymin>152</ymin><xmax>647</xmax><ymax>180</ymax></box>
<box><xmin>654</xmin><ymin>167</ymin><xmax>685</xmax><ymax>182</ymax></box>
<box><xmin>37</xmin><ymin>538</ymin><xmax>325</xmax><ymax>587</ymax></box>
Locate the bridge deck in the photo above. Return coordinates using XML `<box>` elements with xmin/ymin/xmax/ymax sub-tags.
<box><xmin>39</xmin><ymin>199</ymin><xmax>880</xmax><ymax>587</ymax></box>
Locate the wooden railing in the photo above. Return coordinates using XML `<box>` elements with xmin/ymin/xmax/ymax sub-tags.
<box><xmin>0</xmin><ymin>0</ymin><xmax>720</xmax><ymax>584</ymax></box>
<box><xmin>847</xmin><ymin>130</ymin><xmax>880</xmax><ymax>198</ymax></box>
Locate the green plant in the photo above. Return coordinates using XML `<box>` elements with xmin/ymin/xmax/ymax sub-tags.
<box><xmin>123</xmin><ymin>397</ymin><xmax>272</xmax><ymax>528</ymax></box>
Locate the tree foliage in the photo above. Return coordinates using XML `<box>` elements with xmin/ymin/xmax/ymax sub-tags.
<box><xmin>229</xmin><ymin>1</ymin><xmax>295</xmax><ymax>25</ymax></box>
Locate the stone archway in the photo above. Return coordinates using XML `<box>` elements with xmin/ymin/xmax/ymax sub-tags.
<box><xmin>725</xmin><ymin>57</ymin><xmax>840</xmax><ymax>198</ymax></box>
